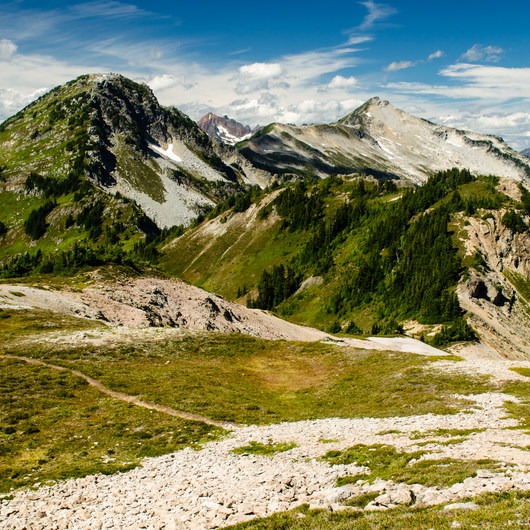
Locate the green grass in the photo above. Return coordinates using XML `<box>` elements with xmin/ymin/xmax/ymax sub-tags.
<box><xmin>226</xmin><ymin>490</ymin><xmax>530</xmax><ymax>529</ymax></box>
<box><xmin>504</xmin><ymin>269</ymin><xmax>530</xmax><ymax>305</ymax></box>
<box><xmin>0</xmin><ymin>358</ymin><xmax>223</xmax><ymax>493</ymax></box>
<box><xmin>114</xmin><ymin>136</ymin><xmax>166</xmax><ymax>203</ymax></box>
<box><xmin>510</xmin><ymin>367</ymin><xmax>530</xmax><ymax>378</ymax></box>
<box><xmin>411</xmin><ymin>428</ymin><xmax>483</xmax><ymax>440</ymax></box>
<box><xmin>322</xmin><ymin>444</ymin><xmax>498</xmax><ymax>488</ymax></box>
<box><xmin>0</xmin><ymin>310</ymin><xmax>498</xmax><ymax>494</ymax></box>
<box><xmin>323</xmin><ymin>444</ymin><xmax>426</xmax><ymax>486</ymax></box>
<box><xmin>232</xmin><ymin>441</ymin><xmax>297</xmax><ymax>456</ymax></box>
<box><xmin>343</xmin><ymin>491</ymin><xmax>380</xmax><ymax>508</ymax></box>
<box><xmin>2</xmin><ymin>332</ymin><xmax>493</xmax><ymax>426</ymax></box>
<box><xmin>160</xmin><ymin>200</ymin><xmax>306</xmax><ymax>300</ymax></box>
<box><xmin>502</xmin><ymin>379</ymin><xmax>530</xmax><ymax>431</ymax></box>
<box><xmin>457</xmin><ymin>178</ymin><xmax>507</xmax><ymax>206</ymax></box>
<box><xmin>0</xmin><ymin>308</ymin><xmax>105</xmax><ymax>341</ymax></box>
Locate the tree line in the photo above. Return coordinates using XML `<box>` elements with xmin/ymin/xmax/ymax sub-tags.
<box><xmin>247</xmin><ymin>169</ymin><xmax>491</xmax><ymax>341</ymax></box>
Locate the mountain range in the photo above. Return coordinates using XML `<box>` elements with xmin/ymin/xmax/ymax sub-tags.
<box><xmin>2</xmin><ymin>73</ymin><xmax>530</xmax><ymax>358</ymax></box>
<box><xmin>5</xmin><ymin>72</ymin><xmax>530</xmax><ymax>530</ymax></box>
<box><xmin>238</xmin><ymin>97</ymin><xmax>530</xmax><ymax>184</ymax></box>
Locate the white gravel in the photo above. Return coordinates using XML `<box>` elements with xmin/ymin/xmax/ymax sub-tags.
<box><xmin>3</xmin><ymin>392</ymin><xmax>530</xmax><ymax>529</ymax></box>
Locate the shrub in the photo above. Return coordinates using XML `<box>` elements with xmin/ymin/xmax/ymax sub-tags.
<box><xmin>24</xmin><ymin>201</ymin><xmax>56</xmax><ymax>240</ymax></box>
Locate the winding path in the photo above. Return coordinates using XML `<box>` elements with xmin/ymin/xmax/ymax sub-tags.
<box><xmin>0</xmin><ymin>354</ymin><xmax>236</xmax><ymax>430</ymax></box>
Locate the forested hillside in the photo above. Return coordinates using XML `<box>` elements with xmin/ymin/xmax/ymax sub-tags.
<box><xmin>162</xmin><ymin>169</ymin><xmax>524</xmax><ymax>345</ymax></box>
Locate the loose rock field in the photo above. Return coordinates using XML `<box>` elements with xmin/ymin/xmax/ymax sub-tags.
<box><xmin>4</xmin><ymin>389</ymin><xmax>530</xmax><ymax>529</ymax></box>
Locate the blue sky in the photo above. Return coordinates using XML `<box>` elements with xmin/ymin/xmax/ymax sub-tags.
<box><xmin>1</xmin><ymin>1</ymin><xmax>530</xmax><ymax>149</ymax></box>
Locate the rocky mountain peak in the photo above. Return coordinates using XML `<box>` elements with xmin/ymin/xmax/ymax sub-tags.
<box><xmin>197</xmin><ymin>113</ymin><xmax>252</xmax><ymax>146</ymax></box>
<box><xmin>240</xmin><ymin>97</ymin><xmax>530</xmax><ymax>184</ymax></box>
<box><xmin>337</xmin><ymin>96</ymin><xmax>393</xmax><ymax>127</ymax></box>
<box><xmin>365</xmin><ymin>96</ymin><xmax>389</xmax><ymax>108</ymax></box>
<box><xmin>0</xmin><ymin>73</ymin><xmax>248</xmax><ymax>229</ymax></box>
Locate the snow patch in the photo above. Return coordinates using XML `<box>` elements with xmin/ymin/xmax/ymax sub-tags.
<box><xmin>367</xmin><ymin>337</ymin><xmax>444</xmax><ymax>356</ymax></box>
<box><xmin>216</xmin><ymin>125</ymin><xmax>252</xmax><ymax>146</ymax></box>
<box><xmin>148</xmin><ymin>142</ymin><xmax>182</xmax><ymax>163</ymax></box>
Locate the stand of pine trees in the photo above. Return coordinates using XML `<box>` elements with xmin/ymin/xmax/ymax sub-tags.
<box><xmin>248</xmin><ymin>169</ymin><xmax>489</xmax><ymax>338</ymax></box>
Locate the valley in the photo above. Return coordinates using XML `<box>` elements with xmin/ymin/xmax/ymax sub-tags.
<box><xmin>2</xmin><ymin>73</ymin><xmax>530</xmax><ymax>528</ymax></box>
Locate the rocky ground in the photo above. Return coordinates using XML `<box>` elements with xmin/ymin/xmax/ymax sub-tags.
<box><xmin>3</xmin><ymin>386</ymin><xmax>530</xmax><ymax>529</ymax></box>
<box><xmin>3</xmin><ymin>277</ymin><xmax>530</xmax><ymax>528</ymax></box>
<box><xmin>0</xmin><ymin>277</ymin><xmax>444</xmax><ymax>353</ymax></box>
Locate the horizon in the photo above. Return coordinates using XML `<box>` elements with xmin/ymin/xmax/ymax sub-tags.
<box><xmin>1</xmin><ymin>1</ymin><xmax>529</xmax><ymax>150</ymax></box>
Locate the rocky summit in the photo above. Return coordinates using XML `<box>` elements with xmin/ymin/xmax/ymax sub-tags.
<box><xmin>0</xmin><ymin>74</ymin><xmax>264</xmax><ymax>228</ymax></box>
<box><xmin>239</xmin><ymin>97</ymin><xmax>530</xmax><ymax>184</ymax></box>
<box><xmin>198</xmin><ymin>113</ymin><xmax>253</xmax><ymax>146</ymax></box>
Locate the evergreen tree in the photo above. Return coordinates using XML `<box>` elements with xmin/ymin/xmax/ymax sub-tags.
<box><xmin>24</xmin><ymin>200</ymin><xmax>56</xmax><ymax>240</ymax></box>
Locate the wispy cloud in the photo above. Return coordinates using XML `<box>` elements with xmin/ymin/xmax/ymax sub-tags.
<box><xmin>441</xmin><ymin>63</ymin><xmax>530</xmax><ymax>98</ymax></box>
<box><xmin>428</xmin><ymin>50</ymin><xmax>444</xmax><ymax>61</ymax></box>
<box><xmin>228</xmin><ymin>47</ymin><xmax>252</xmax><ymax>56</ymax></box>
<box><xmin>385</xmin><ymin>60</ymin><xmax>416</xmax><ymax>72</ymax></box>
<box><xmin>357</xmin><ymin>1</ymin><xmax>397</xmax><ymax>31</ymax></box>
<box><xmin>461</xmin><ymin>44</ymin><xmax>504</xmax><ymax>63</ymax></box>
<box><xmin>280</xmin><ymin>46</ymin><xmax>363</xmax><ymax>84</ymax></box>
<box><xmin>387</xmin><ymin>64</ymin><xmax>530</xmax><ymax>103</ymax></box>
<box><xmin>68</xmin><ymin>1</ymin><xmax>152</xmax><ymax>19</ymax></box>
<box><xmin>385</xmin><ymin>50</ymin><xmax>444</xmax><ymax>73</ymax></box>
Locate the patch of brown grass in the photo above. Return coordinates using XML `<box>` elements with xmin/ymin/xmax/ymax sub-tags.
<box><xmin>246</xmin><ymin>354</ymin><xmax>333</xmax><ymax>391</ymax></box>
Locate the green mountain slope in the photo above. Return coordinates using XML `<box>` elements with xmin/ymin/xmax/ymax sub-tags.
<box><xmin>160</xmin><ymin>170</ymin><xmax>530</xmax><ymax>349</ymax></box>
<box><xmin>0</xmin><ymin>74</ymin><xmax>251</xmax><ymax>228</ymax></box>
<box><xmin>0</xmin><ymin>74</ymin><xmax>263</xmax><ymax>275</ymax></box>
<box><xmin>160</xmin><ymin>189</ymin><xmax>307</xmax><ymax>299</ymax></box>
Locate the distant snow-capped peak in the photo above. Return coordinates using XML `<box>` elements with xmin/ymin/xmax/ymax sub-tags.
<box><xmin>198</xmin><ymin>113</ymin><xmax>253</xmax><ymax>146</ymax></box>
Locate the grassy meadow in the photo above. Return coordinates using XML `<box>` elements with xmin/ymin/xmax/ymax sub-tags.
<box><xmin>0</xmin><ymin>306</ymin><xmax>496</xmax><ymax>493</ymax></box>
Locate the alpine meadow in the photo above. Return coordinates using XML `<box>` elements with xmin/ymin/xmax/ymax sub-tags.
<box><xmin>2</xmin><ymin>2</ymin><xmax>530</xmax><ymax>527</ymax></box>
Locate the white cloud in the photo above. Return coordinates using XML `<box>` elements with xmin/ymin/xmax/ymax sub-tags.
<box><xmin>346</xmin><ymin>35</ymin><xmax>374</xmax><ymax>46</ymax></box>
<box><xmin>0</xmin><ymin>87</ymin><xmax>48</xmax><ymax>122</ymax></box>
<box><xmin>387</xmin><ymin>64</ymin><xmax>530</xmax><ymax>102</ymax></box>
<box><xmin>220</xmin><ymin>94</ymin><xmax>363</xmax><ymax>127</ymax></box>
<box><xmin>233</xmin><ymin>62</ymin><xmax>285</xmax><ymax>94</ymax></box>
<box><xmin>436</xmin><ymin>110</ymin><xmax>530</xmax><ymax>150</ymax></box>
<box><xmin>148</xmin><ymin>74</ymin><xmax>195</xmax><ymax>92</ymax></box>
<box><xmin>461</xmin><ymin>44</ymin><xmax>504</xmax><ymax>63</ymax></box>
<box><xmin>327</xmin><ymin>75</ymin><xmax>359</xmax><ymax>90</ymax></box>
<box><xmin>357</xmin><ymin>1</ymin><xmax>397</xmax><ymax>31</ymax></box>
<box><xmin>428</xmin><ymin>50</ymin><xmax>444</xmax><ymax>61</ymax></box>
<box><xmin>0</xmin><ymin>39</ymin><xmax>17</xmax><ymax>60</ymax></box>
<box><xmin>238</xmin><ymin>63</ymin><xmax>283</xmax><ymax>82</ymax></box>
<box><xmin>0</xmin><ymin>50</ymin><xmax>107</xmax><ymax>121</ymax></box>
<box><xmin>441</xmin><ymin>63</ymin><xmax>530</xmax><ymax>99</ymax></box>
<box><xmin>385</xmin><ymin>60</ymin><xmax>416</xmax><ymax>72</ymax></box>
<box><xmin>68</xmin><ymin>1</ymin><xmax>150</xmax><ymax>20</ymax></box>
<box><xmin>280</xmin><ymin>46</ymin><xmax>364</xmax><ymax>86</ymax></box>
